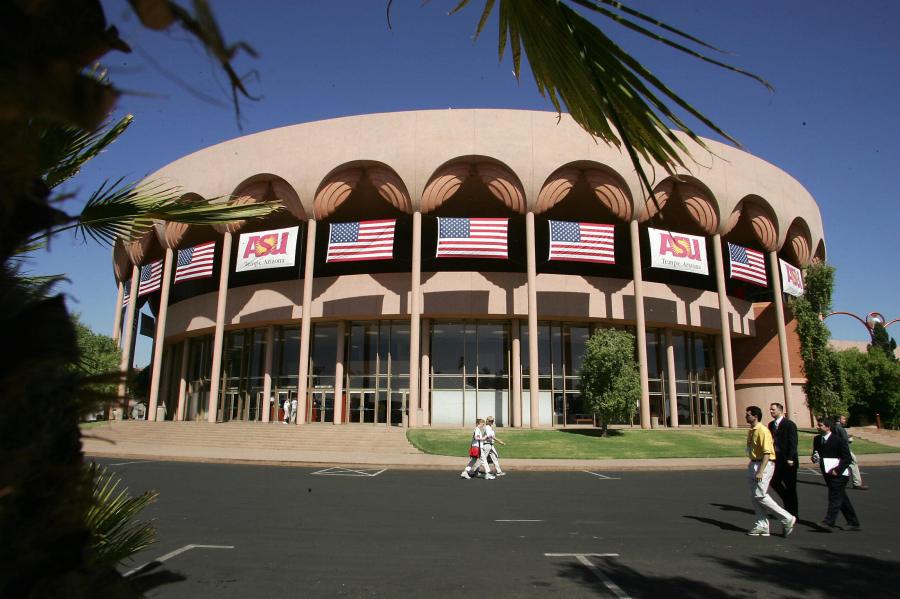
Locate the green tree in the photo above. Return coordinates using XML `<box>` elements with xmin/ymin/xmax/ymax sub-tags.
<box><xmin>789</xmin><ymin>262</ymin><xmax>845</xmax><ymax>417</ymax></box>
<box><xmin>870</xmin><ymin>323</ymin><xmax>898</xmax><ymax>362</ymax></box>
<box><xmin>579</xmin><ymin>329</ymin><xmax>641</xmax><ymax>437</ymax></box>
<box><xmin>837</xmin><ymin>348</ymin><xmax>900</xmax><ymax>429</ymax></box>
<box><xmin>72</xmin><ymin>315</ymin><xmax>121</xmax><ymax>409</ymax></box>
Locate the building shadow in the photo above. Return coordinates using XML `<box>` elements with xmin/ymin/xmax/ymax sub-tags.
<box><xmin>556</xmin><ymin>428</ymin><xmax>625</xmax><ymax>438</ymax></box>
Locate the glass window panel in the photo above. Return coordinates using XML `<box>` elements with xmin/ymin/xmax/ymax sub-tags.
<box><xmin>464</xmin><ymin>323</ymin><xmax>477</xmax><ymax>375</ymax></box>
<box><xmin>431</xmin><ymin>322</ymin><xmax>464</xmax><ymax>375</ymax></box>
<box><xmin>646</xmin><ymin>329</ymin><xmax>661</xmax><ymax>378</ymax></box>
<box><xmin>378</xmin><ymin>322</ymin><xmax>389</xmax><ymax>374</ymax></box>
<box><xmin>276</xmin><ymin>326</ymin><xmax>300</xmax><ymax>382</ymax></box>
<box><xmin>311</xmin><ymin>323</ymin><xmax>337</xmax><ymax>379</ymax></box>
<box><xmin>347</xmin><ymin>322</ymin><xmax>376</xmax><ymax>378</ymax></box>
<box><xmin>566</xmin><ymin>325</ymin><xmax>590</xmax><ymax>375</ymax></box>
<box><xmin>548</xmin><ymin>323</ymin><xmax>562</xmax><ymax>375</ymax></box>
<box><xmin>388</xmin><ymin>322</ymin><xmax>410</xmax><ymax>376</ymax></box>
<box><xmin>477</xmin><ymin>322</ymin><xmax>508</xmax><ymax>377</ymax></box>
<box><xmin>432</xmin><ymin>375</ymin><xmax>463</xmax><ymax>390</ymax></box>
<box><xmin>673</xmin><ymin>331</ymin><xmax>688</xmax><ymax>379</ymax></box>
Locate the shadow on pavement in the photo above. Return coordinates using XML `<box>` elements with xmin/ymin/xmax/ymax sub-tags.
<box><xmin>553</xmin><ymin>549</ymin><xmax>900</xmax><ymax>598</ymax></box>
<box><xmin>683</xmin><ymin>515</ymin><xmax>746</xmax><ymax>532</ymax></box>
<box><xmin>127</xmin><ymin>563</ymin><xmax>186</xmax><ymax>595</ymax></box>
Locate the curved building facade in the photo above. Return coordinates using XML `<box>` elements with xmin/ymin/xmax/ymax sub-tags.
<box><xmin>112</xmin><ymin>110</ymin><xmax>824</xmax><ymax>429</ymax></box>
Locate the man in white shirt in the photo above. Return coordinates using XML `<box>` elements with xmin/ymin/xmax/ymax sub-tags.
<box><xmin>483</xmin><ymin>416</ymin><xmax>506</xmax><ymax>476</ymax></box>
<box><xmin>461</xmin><ymin>419</ymin><xmax>494</xmax><ymax>480</ymax></box>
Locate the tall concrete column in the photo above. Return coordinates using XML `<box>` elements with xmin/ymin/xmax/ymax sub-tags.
<box><xmin>147</xmin><ymin>248</ymin><xmax>174</xmax><ymax>421</ymax></box>
<box><xmin>175</xmin><ymin>337</ymin><xmax>190</xmax><ymax>421</ymax></box>
<box><xmin>262</xmin><ymin>326</ymin><xmax>274</xmax><ymax>423</ymax></box>
<box><xmin>112</xmin><ymin>281</ymin><xmax>124</xmax><ymax>345</ymax></box>
<box><xmin>769</xmin><ymin>251</ymin><xmax>793</xmax><ymax>416</ymax></box>
<box><xmin>665</xmin><ymin>328</ymin><xmax>679</xmax><ymax>428</ymax></box>
<box><xmin>297</xmin><ymin>219</ymin><xmax>317</xmax><ymax>425</ymax></box>
<box><xmin>630</xmin><ymin>220</ymin><xmax>651</xmax><ymax>429</ymax></box>
<box><xmin>511</xmin><ymin>319</ymin><xmax>522</xmax><ymax>428</ymax></box>
<box><xmin>712</xmin><ymin>234</ymin><xmax>738</xmax><ymax>428</ymax></box>
<box><xmin>333</xmin><ymin>320</ymin><xmax>346</xmax><ymax>424</ymax></box>
<box><xmin>525</xmin><ymin>213</ymin><xmax>540</xmax><ymax>428</ymax></box>
<box><xmin>117</xmin><ymin>266</ymin><xmax>140</xmax><ymax>414</ymax></box>
<box><xmin>207</xmin><ymin>231</ymin><xmax>233</xmax><ymax>423</ymax></box>
<box><xmin>408</xmin><ymin>211</ymin><xmax>421</xmax><ymax>427</ymax></box>
<box><xmin>420</xmin><ymin>318</ymin><xmax>431</xmax><ymax>426</ymax></box>
<box><xmin>715</xmin><ymin>335</ymin><xmax>729</xmax><ymax>427</ymax></box>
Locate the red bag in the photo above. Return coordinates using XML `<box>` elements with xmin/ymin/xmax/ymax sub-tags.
<box><xmin>468</xmin><ymin>446</ymin><xmax>480</xmax><ymax>458</ymax></box>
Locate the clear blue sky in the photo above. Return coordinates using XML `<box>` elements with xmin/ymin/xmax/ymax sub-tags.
<box><xmin>33</xmin><ymin>0</ymin><xmax>900</xmax><ymax>366</ymax></box>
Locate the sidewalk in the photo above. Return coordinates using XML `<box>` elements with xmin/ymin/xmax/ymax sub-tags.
<box><xmin>81</xmin><ymin>421</ymin><xmax>900</xmax><ymax>472</ymax></box>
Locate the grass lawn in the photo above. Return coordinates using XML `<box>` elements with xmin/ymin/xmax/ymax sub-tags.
<box><xmin>407</xmin><ymin>428</ymin><xmax>899</xmax><ymax>460</ymax></box>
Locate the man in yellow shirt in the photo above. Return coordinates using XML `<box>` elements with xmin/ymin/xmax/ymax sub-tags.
<box><xmin>745</xmin><ymin>406</ymin><xmax>797</xmax><ymax>537</ymax></box>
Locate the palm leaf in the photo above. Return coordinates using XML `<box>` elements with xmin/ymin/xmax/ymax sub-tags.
<box><xmin>86</xmin><ymin>464</ymin><xmax>159</xmax><ymax>566</ymax></box>
<box><xmin>41</xmin><ymin>115</ymin><xmax>133</xmax><ymax>189</ymax></box>
<box><xmin>27</xmin><ymin>179</ymin><xmax>283</xmax><ymax>247</ymax></box>
<box><xmin>455</xmin><ymin>0</ymin><xmax>771</xmax><ymax>197</ymax></box>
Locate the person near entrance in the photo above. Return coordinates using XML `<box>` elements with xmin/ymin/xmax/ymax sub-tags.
<box><xmin>290</xmin><ymin>396</ymin><xmax>298</xmax><ymax>424</ymax></box>
<box><xmin>768</xmin><ymin>403</ymin><xmax>799</xmax><ymax>517</ymax></box>
<box><xmin>745</xmin><ymin>406</ymin><xmax>796</xmax><ymax>537</ymax></box>
<box><xmin>461</xmin><ymin>419</ymin><xmax>493</xmax><ymax>480</ymax></box>
<box><xmin>812</xmin><ymin>416</ymin><xmax>861</xmax><ymax>530</ymax></box>
<box><xmin>483</xmin><ymin>416</ymin><xmax>506</xmax><ymax>476</ymax></box>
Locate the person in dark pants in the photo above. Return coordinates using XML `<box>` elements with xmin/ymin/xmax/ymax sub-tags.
<box><xmin>768</xmin><ymin>403</ymin><xmax>799</xmax><ymax>517</ymax></box>
<box><xmin>812</xmin><ymin>416</ymin><xmax>860</xmax><ymax>531</ymax></box>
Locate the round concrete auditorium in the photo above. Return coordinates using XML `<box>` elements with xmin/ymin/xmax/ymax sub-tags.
<box><xmin>112</xmin><ymin>109</ymin><xmax>824</xmax><ymax>431</ymax></box>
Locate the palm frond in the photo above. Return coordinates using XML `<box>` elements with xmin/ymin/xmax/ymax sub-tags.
<box><xmin>28</xmin><ymin>179</ymin><xmax>283</xmax><ymax>247</ymax></box>
<box><xmin>460</xmin><ymin>0</ymin><xmax>771</xmax><ymax>197</ymax></box>
<box><xmin>42</xmin><ymin>115</ymin><xmax>133</xmax><ymax>189</ymax></box>
<box><xmin>86</xmin><ymin>464</ymin><xmax>159</xmax><ymax>566</ymax></box>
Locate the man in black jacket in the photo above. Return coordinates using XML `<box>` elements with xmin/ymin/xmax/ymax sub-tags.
<box><xmin>812</xmin><ymin>416</ymin><xmax>861</xmax><ymax>530</ymax></box>
<box><xmin>768</xmin><ymin>403</ymin><xmax>799</xmax><ymax>517</ymax></box>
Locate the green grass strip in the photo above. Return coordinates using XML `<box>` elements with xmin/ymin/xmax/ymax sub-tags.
<box><xmin>407</xmin><ymin>428</ymin><xmax>899</xmax><ymax>460</ymax></box>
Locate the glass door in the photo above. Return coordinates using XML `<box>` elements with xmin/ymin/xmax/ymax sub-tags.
<box><xmin>308</xmin><ymin>389</ymin><xmax>335</xmax><ymax>423</ymax></box>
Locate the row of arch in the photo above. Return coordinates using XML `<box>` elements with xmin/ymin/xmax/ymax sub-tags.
<box><xmin>113</xmin><ymin>157</ymin><xmax>825</xmax><ymax>280</ymax></box>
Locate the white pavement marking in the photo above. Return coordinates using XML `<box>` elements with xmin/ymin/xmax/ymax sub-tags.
<box><xmin>123</xmin><ymin>544</ymin><xmax>234</xmax><ymax>578</ymax></box>
<box><xmin>108</xmin><ymin>460</ymin><xmax>155</xmax><ymax>467</ymax></box>
<box><xmin>311</xmin><ymin>467</ymin><xmax>386</xmax><ymax>477</ymax></box>
<box><xmin>545</xmin><ymin>553</ymin><xmax>630</xmax><ymax>599</ymax></box>
<box><xmin>583</xmin><ymin>471</ymin><xmax>621</xmax><ymax>480</ymax></box>
<box><xmin>495</xmin><ymin>519</ymin><xmax>543</xmax><ymax>522</ymax></box>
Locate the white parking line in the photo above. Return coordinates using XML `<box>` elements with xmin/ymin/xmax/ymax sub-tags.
<box><xmin>108</xmin><ymin>460</ymin><xmax>155</xmax><ymax>467</ymax></box>
<box><xmin>496</xmin><ymin>519</ymin><xmax>543</xmax><ymax>522</ymax></box>
<box><xmin>123</xmin><ymin>544</ymin><xmax>234</xmax><ymax>578</ymax></box>
<box><xmin>583</xmin><ymin>471</ymin><xmax>621</xmax><ymax>480</ymax></box>
<box><xmin>311</xmin><ymin>467</ymin><xmax>386</xmax><ymax>477</ymax></box>
<box><xmin>545</xmin><ymin>553</ymin><xmax>629</xmax><ymax>599</ymax></box>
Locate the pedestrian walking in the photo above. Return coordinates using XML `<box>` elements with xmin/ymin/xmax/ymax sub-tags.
<box><xmin>835</xmin><ymin>415</ymin><xmax>868</xmax><ymax>490</ymax></box>
<box><xmin>290</xmin><ymin>396</ymin><xmax>298</xmax><ymax>424</ymax></box>
<box><xmin>768</xmin><ymin>403</ymin><xmax>799</xmax><ymax>517</ymax></box>
<box><xmin>484</xmin><ymin>416</ymin><xmax>506</xmax><ymax>476</ymax></box>
<box><xmin>812</xmin><ymin>416</ymin><xmax>861</xmax><ymax>531</ymax></box>
<box><xmin>745</xmin><ymin>406</ymin><xmax>796</xmax><ymax>537</ymax></box>
<box><xmin>461</xmin><ymin>418</ymin><xmax>493</xmax><ymax>480</ymax></box>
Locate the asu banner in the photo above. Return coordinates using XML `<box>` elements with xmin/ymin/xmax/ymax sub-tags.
<box><xmin>647</xmin><ymin>228</ymin><xmax>709</xmax><ymax>275</ymax></box>
<box><xmin>779</xmin><ymin>259</ymin><xmax>804</xmax><ymax>297</ymax></box>
<box><xmin>236</xmin><ymin>226</ymin><xmax>299</xmax><ymax>272</ymax></box>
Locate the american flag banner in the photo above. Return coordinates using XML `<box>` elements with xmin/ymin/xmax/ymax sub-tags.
<box><xmin>436</xmin><ymin>217</ymin><xmax>508</xmax><ymax>259</ymax></box>
<box><xmin>137</xmin><ymin>260</ymin><xmax>163</xmax><ymax>296</ymax></box>
<box><xmin>174</xmin><ymin>241</ymin><xmax>216</xmax><ymax>284</ymax></box>
<box><xmin>728</xmin><ymin>242</ymin><xmax>767</xmax><ymax>287</ymax></box>
<box><xmin>121</xmin><ymin>281</ymin><xmax>131</xmax><ymax>308</ymax></box>
<box><xmin>548</xmin><ymin>220</ymin><xmax>615</xmax><ymax>264</ymax></box>
<box><xmin>326</xmin><ymin>219</ymin><xmax>396</xmax><ymax>262</ymax></box>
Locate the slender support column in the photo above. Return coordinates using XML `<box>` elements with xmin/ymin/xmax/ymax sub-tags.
<box><xmin>262</xmin><ymin>326</ymin><xmax>274</xmax><ymax>423</ymax></box>
<box><xmin>408</xmin><ymin>211</ymin><xmax>422</xmax><ymax>427</ymax></box>
<box><xmin>207</xmin><ymin>231</ymin><xmax>233</xmax><ymax>423</ymax></box>
<box><xmin>117</xmin><ymin>266</ymin><xmax>140</xmax><ymax>416</ymax></box>
<box><xmin>511</xmin><ymin>319</ymin><xmax>522</xmax><ymax>428</ymax></box>
<box><xmin>112</xmin><ymin>281</ymin><xmax>124</xmax><ymax>345</ymax></box>
<box><xmin>176</xmin><ymin>338</ymin><xmax>190</xmax><ymax>421</ymax></box>
<box><xmin>297</xmin><ymin>220</ymin><xmax>317</xmax><ymax>425</ymax></box>
<box><xmin>769</xmin><ymin>251</ymin><xmax>793</xmax><ymax>417</ymax></box>
<box><xmin>665</xmin><ymin>329</ymin><xmax>679</xmax><ymax>428</ymax></box>
<box><xmin>333</xmin><ymin>320</ymin><xmax>346</xmax><ymax>424</ymax></box>
<box><xmin>526</xmin><ymin>213</ymin><xmax>540</xmax><ymax>428</ymax></box>
<box><xmin>630</xmin><ymin>220</ymin><xmax>651</xmax><ymax>429</ymax></box>
<box><xmin>712</xmin><ymin>234</ymin><xmax>738</xmax><ymax>428</ymax></box>
<box><xmin>715</xmin><ymin>335</ymin><xmax>729</xmax><ymax>427</ymax></box>
<box><xmin>147</xmin><ymin>248</ymin><xmax>174</xmax><ymax>421</ymax></box>
<box><xmin>420</xmin><ymin>318</ymin><xmax>431</xmax><ymax>426</ymax></box>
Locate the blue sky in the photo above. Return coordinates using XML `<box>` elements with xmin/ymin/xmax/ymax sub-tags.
<box><xmin>33</xmin><ymin>0</ymin><xmax>899</xmax><ymax>366</ymax></box>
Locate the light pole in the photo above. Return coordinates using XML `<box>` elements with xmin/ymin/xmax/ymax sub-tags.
<box><xmin>823</xmin><ymin>311</ymin><xmax>899</xmax><ymax>341</ymax></box>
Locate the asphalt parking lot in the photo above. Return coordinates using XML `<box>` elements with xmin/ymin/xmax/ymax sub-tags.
<box><xmin>96</xmin><ymin>459</ymin><xmax>900</xmax><ymax>598</ymax></box>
